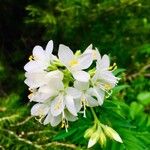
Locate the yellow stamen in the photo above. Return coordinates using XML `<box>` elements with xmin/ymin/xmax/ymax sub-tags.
<box><xmin>28</xmin><ymin>93</ymin><xmax>33</xmax><ymax>99</ymax></box>
<box><xmin>104</xmin><ymin>83</ymin><xmax>112</xmax><ymax>90</ymax></box>
<box><xmin>54</xmin><ymin>99</ymin><xmax>62</xmax><ymax>110</ymax></box>
<box><xmin>69</xmin><ymin>59</ymin><xmax>78</xmax><ymax>67</ymax></box>
<box><xmin>92</xmin><ymin>51</ymin><xmax>97</xmax><ymax>59</ymax></box>
<box><xmin>29</xmin><ymin>55</ymin><xmax>34</xmax><ymax>61</ymax></box>
<box><xmin>109</xmin><ymin>63</ymin><xmax>117</xmax><ymax>71</ymax></box>
<box><xmin>81</xmin><ymin>97</ymin><xmax>87</xmax><ymax>118</ymax></box>
<box><xmin>61</xmin><ymin>118</ymin><xmax>69</xmax><ymax>132</ymax></box>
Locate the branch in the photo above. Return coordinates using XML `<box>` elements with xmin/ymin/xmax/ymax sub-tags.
<box><xmin>0</xmin><ymin>114</ymin><xmax>19</xmax><ymax>122</ymax></box>
<box><xmin>127</xmin><ymin>64</ymin><xmax>150</xmax><ymax>80</ymax></box>
<box><xmin>0</xmin><ymin>129</ymin><xmax>42</xmax><ymax>149</ymax></box>
<box><xmin>10</xmin><ymin>116</ymin><xmax>33</xmax><ymax>127</ymax></box>
<box><xmin>44</xmin><ymin>141</ymin><xmax>77</xmax><ymax>149</ymax></box>
<box><xmin>27</xmin><ymin>130</ymin><xmax>57</xmax><ymax>135</ymax></box>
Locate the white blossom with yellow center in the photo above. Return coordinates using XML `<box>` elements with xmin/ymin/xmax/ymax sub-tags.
<box><xmin>91</xmin><ymin>53</ymin><xmax>119</xmax><ymax>105</ymax></box>
<box><xmin>24</xmin><ymin>40</ymin><xmax>57</xmax><ymax>89</ymax></box>
<box><xmin>73</xmin><ymin>81</ymin><xmax>99</xmax><ymax>117</ymax></box>
<box><xmin>58</xmin><ymin>44</ymin><xmax>93</xmax><ymax>82</ymax></box>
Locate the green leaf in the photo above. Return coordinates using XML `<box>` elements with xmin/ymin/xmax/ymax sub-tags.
<box><xmin>112</xmin><ymin>85</ymin><xmax>129</xmax><ymax>94</ymax></box>
<box><xmin>138</xmin><ymin>44</ymin><xmax>150</xmax><ymax>54</ymax></box>
<box><xmin>137</xmin><ymin>91</ymin><xmax>150</xmax><ymax>105</ymax></box>
<box><xmin>130</xmin><ymin>102</ymin><xmax>144</xmax><ymax>119</ymax></box>
<box><xmin>113</xmin><ymin>68</ymin><xmax>126</xmax><ymax>76</ymax></box>
<box><xmin>53</xmin><ymin>128</ymin><xmax>77</xmax><ymax>140</ymax></box>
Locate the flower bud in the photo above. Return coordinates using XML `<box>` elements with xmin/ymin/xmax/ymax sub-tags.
<box><xmin>75</xmin><ymin>50</ymin><xmax>81</xmax><ymax>56</ymax></box>
<box><xmin>84</xmin><ymin>127</ymin><xmax>95</xmax><ymax>139</ymax></box>
<box><xmin>88</xmin><ymin>131</ymin><xmax>100</xmax><ymax>148</ymax></box>
<box><xmin>99</xmin><ymin>130</ymin><xmax>107</xmax><ymax>147</ymax></box>
<box><xmin>103</xmin><ymin>125</ymin><xmax>123</xmax><ymax>143</ymax></box>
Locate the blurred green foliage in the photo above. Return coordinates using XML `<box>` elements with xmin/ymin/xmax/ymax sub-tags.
<box><xmin>0</xmin><ymin>0</ymin><xmax>150</xmax><ymax>149</ymax></box>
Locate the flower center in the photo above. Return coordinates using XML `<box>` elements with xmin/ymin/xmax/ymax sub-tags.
<box><xmin>29</xmin><ymin>55</ymin><xmax>34</xmax><ymax>61</ymax></box>
<box><xmin>69</xmin><ymin>59</ymin><xmax>79</xmax><ymax>67</ymax></box>
<box><xmin>54</xmin><ymin>97</ymin><xmax>63</xmax><ymax>111</ymax></box>
<box><xmin>61</xmin><ymin>111</ymin><xmax>69</xmax><ymax>132</ymax></box>
<box><xmin>92</xmin><ymin>51</ymin><xmax>97</xmax><ymax>59</ymax></box>
<box><xmin>109</xmin><ymin>63</ymin><xmax>117</xmax><ymax>71</ymax></box>
<box><xmin>104</xmin><ymin>83</ymin><xmax>112</xmax><ymax>90</ymax></box>
<box><xmin>28</xmin><ymin>55</ymin><xmax>39</xmax><ymax>61</ymax></box>
<box><xmin>81</xmin><ymin>96</ymin><xmax>88</xmax><ymax>118</ymax></box>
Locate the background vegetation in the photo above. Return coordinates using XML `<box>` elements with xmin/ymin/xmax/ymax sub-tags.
<box><xmin>0</xmin><ymin>0</ymin><xmax>150</xmax><ymax>149</ymax></box>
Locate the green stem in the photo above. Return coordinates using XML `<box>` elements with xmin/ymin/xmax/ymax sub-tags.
<box><xmin>90</xmin><ymin>108</ymin><xmax>100</xmax><ymax>124</ymax></box>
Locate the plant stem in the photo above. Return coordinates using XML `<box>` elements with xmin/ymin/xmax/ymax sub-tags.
<box><xmin>90</xmin><ymin>108</ymin><xmax>100</xmax><ymax>124</ymax></box>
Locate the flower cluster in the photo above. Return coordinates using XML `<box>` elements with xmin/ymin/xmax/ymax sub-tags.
<box><xmin>24</xmin><ymin>40</ymin><xmax>119</xmax><ymax>130</ymax></box>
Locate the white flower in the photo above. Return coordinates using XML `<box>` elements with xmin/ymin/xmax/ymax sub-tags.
<box><xmin>91</xmin><ymin>54</ymin><xmax>119</xmax><ymax>105</ymax></box>
<box><xmin>24</xmin><ymin>40</ymin><xmax>56</xmax><ymax>73</ymax></box>
<box><xmin>58</xmin><ymin>44</ymin><xmax>93</xmax><ymax>82</ymax></box>
<box><xmin>31</xmin><ymin>103</ymin><xmax>50</xmax><ymax>117</ymax></box>
<box><xmin>74</xmin><ymin>81</ymin><xmax>99</xmax><ymax>117</ymax></box>
<box><xmin>50</xmin><ymin>84</ymin><xmax>80</xmax><ymax>117</ymax></box>
<box><xmin>24</xmin><ymin>40</ymin><xmax>58</xmax><ymax>89</ymax></box>
<box><xmin>84</xmin><ymin>44</ymin><xmax>100</xmax><ymax>60</ymax></box>
<box><xmin>24</xmin><ymin>69</ymin><xmax>63</xmax><ymax>91</ymax></box>
<box><xmin>31</xmin><ymin>103</ymin><xmax>78</xmax><ymax>128</ymax></box>
<box><xmin>94</xmin><ymin>54</ymin><xmax>118</xmax><ymax>89</ymax></box>
<box><xmin>44</xmin><ymin>109</ymin><xmax>78</xmax><ymax>128</ymax></box>
<box><xmin>31</xmin><ymin>76</ymin><xmax>80</xmax><ymax>116</ymax></box>
<box><xmin>88</xmin><ymin>86</ymin><xmax>105</xmax><ymax>106</ymax></box>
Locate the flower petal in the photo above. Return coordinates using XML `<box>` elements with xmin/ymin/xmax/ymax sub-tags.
<box><xmin>99</xmin><ymin>71</ymin><xmax>118</xmax><ymax>86</ymax></box>
<box><xmin>64</xmin><ymin>110</ymin><xmax>78</xmax><ymax>122</ymax></box>
<box><xmin>85</xmin><ymin>44</ymin><xmax>93</xmax><ymax>52</ymax></box>
<box><xmin>24</xmin><ymin>61</ymin><xmax>43</xmax><ymax>72</ymax></box>
<box><xmin>29</xmin><ymin>91</ymin><xmax>52</xmax><ymax>102</ymax></box>
<box><xmin>97</xmin><ymin>54</ymin><xmax>110</xmax><ymax>70</ymax></box>
<box><xmin>66</xmin><ymin>87</ymin><xmax>81</xmax><ymax>98</ymax></box>
<box><xmin>77</xmin><ymin>53</ymin><xmax>93</xmax><ymax>70</ymax></box>
<box><xmin>73</xmin><ymin>71</ymin><xmax>90</xmax><ymax>82</ymax></box>
<box><xmin>24</xmin><ymin>72</ymin><xmax>47</xmax><ymax>88</ymax></box>
<box><xmin>46</xmin><ymin>70</ymin><xmax>64</xmax><ymax>81</ymax></box>
<box><xmin>58</xmin><ymin>44</ymin><xmax>74</xmax><ymax>66</ymax></box>
<box><xmin>45</xmin><ymin>40</ymin><xmax>53</xmax><ymax>55</ymax></box>
<box><xmin>89</xmin><ymin>88</ymin><xmax>105</xmax><ymax>105</ymax></box>
<box><xmin>47</xmin><ymin>79</ymin><xmax>64</xmax><ymax>91</ymax></box>
<box><xmin>44</xmin><ymin>111</ymin><xmax>62</xmax><ymax>126</ymax></box>
<box><xmin>50</xmin><ymin>95</ymin><xmax>65</xmax><ymax>116</ymax></box>
<box><xmin>84</xmin><ymin>45</ymin><xmax>101</xmax><ymax>60</ymax></box>
<box><xmin>74</xmin><ymin>80</ymin><xmax>89</xmax><ymax>91</ymax></box>
<box><xmin>33</xmin><ymin>45</ymin><xmax>45</xmax><ymax>60</ymax></box>
<box><xmin>74</xmin><ymin>98</ymin><xmax>82</xmax><ymax>112</ymax></box>
<box><xmin>86</xmin><ymin>95</ymin><xmax>99</xmax><ymax>107</ymax></box>
<box><xmin>31</xmin><ymin>103</ymin><xmax>49</xmax><ymax>116</ymax></box>
<box><xmin>38</xmin><ymin>85</ymin><xmax>58</xmax><ymax>98</ymax></box>
<box><xmin>65</xmin><ymin>95</ymin><xmax>77</xmax><ymax>116</ymax></box>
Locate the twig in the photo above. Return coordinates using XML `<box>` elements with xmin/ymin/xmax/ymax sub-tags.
<box><xmin>0</xmin><ymin>114</ymin><xmax>19</xmax><ymax>122</ymax></box>
<box><xmin>10</xmin><ymin>116</ymin><xmax>33</xmax><ymax>127</ymax></box>
<box><xmin>27</xmin><ymin>130</ymin><xmax>57</xmax><ymax>135</ymax></box>
<box><xmin>44</xmin><ymin>141</ymin><xmax>77</xmax><ymax>149</ymax></box>
<box><xmin>127</xmin><ymin>64</ymin><xmax>150</xmax><ymax>80</ymax></box>
<box><xmin>0</xmin><ymin>129</ymin><xmax>42</xmax><ymax>149</ymax></box>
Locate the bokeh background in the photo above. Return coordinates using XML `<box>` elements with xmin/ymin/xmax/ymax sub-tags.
<box><xmin>0</xmin><ymin>0</ymin><xmax>150</xmax><ymax>149</ymax></box>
